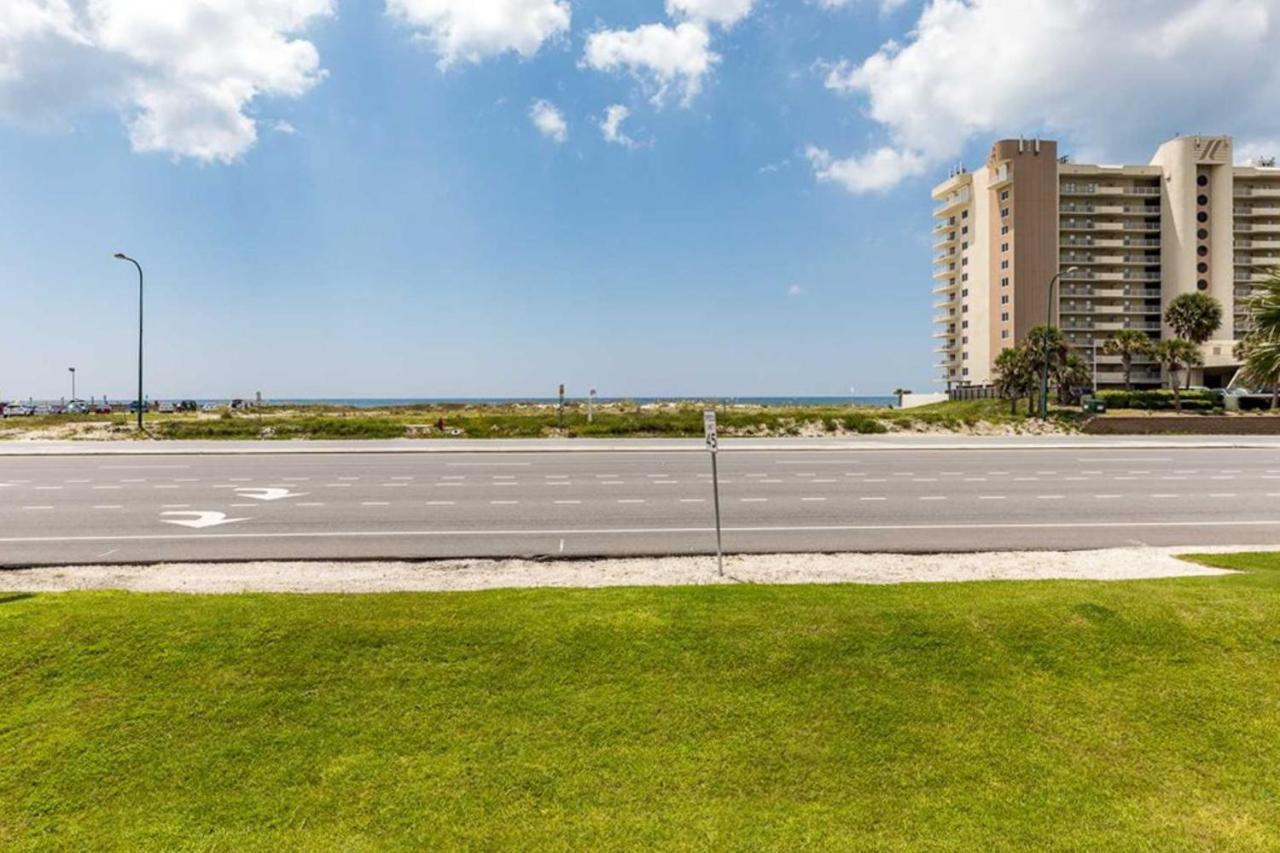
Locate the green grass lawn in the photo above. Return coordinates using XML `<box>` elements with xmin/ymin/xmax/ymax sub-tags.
<box><xmin>3</xmin><ymin>554</ymin><xmax>1278</xmax><ymax>849</ymax></box>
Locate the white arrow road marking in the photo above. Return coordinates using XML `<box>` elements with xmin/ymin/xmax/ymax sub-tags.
<box><xmin>234</xmin><ymin>487</ymin><xmax>307</xmax><ymax>502</ymax></box>
<box><xmin>160</xmin><ymin>511</ymin><xmax>249</xmax><ymax>529</ymax></box>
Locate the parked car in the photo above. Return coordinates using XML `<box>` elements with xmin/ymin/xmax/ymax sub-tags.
<box><xmin>2</xmin><ymin>403</ymin><xmax>34</xmax><ymax>418</ymax></box>
<box><xmin>177</xmin><ymin>400</ymin><xmax>199</xmax><ymax>412</ymax></box>
<box><xmin>65</xmin><ymin>400</ymin><xmax>90</xmax><ymax>414</ymax></box>
<box><xmin>93</xmin><ymin>402</ymin><xmax>114</xmax><ymax>414</ymax></box>
<box><xmin>201</xmin><ymin>402</ymin><xmax>221</xmax><ymax>412</ymax></box>
<box><xmin>157</xmin><ymin>401</ymin><xmax>176</xmax><ymax>414</ymax></box>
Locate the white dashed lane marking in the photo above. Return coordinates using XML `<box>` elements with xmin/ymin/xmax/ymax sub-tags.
<box><xmin>93</xmin><ymin>505</ymin><xmax>123</xmax><ymax>510</ymax></box>
<box><xmin>362</xmin><ymin>502</ymin><xmax>390</xmax><ymax>507</ymax></box>
<box><xmin>554</xmin><ymin>500</ymin><xmax>582</xmax><ymax>505</ymax></box>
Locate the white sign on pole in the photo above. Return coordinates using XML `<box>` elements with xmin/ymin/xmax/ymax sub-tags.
<box><xmin>704</xmin><ymin>410</ymin><xmax>723</xmax><ymax>576</ymax></box>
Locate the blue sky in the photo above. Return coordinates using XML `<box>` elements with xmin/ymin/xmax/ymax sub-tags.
<box><xmin>2</xmin><ymin>0</ymin><xmax>1278</xmax><ymax>400</ymax></box>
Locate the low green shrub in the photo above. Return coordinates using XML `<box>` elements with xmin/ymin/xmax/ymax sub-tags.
<box><xmin>1096</xmin><ymin>389</ymin><xmax>1220</xmax><ymax>412</ymax></box>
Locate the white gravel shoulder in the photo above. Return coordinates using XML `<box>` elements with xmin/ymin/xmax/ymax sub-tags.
<box><xmin>0</xmin><ymin>546</ymin><xmax>1247</xmax><ymax>594</ymax></box>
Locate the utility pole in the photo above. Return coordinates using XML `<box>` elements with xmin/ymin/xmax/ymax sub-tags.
<box><xmin>704</xmin><ymin>411</ymin><xmax>723</xmax><ymax>577</ymax></box>
<box><xmin>113</xmin><ymin>252</ymin><xmax>145</xmax><ymax>430</ymax></box>
<box><xmin>1041</xmin><ymin>266</ymin><xmax>1080</xmax><ymax>419</ymax></box>
<box><xmin>68</xmin><ymin>367</ymin><xmax>76</xmax><ymax>402</ymax></box>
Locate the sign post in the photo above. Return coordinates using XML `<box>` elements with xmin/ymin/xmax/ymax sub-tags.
<box><xmin>704</xmin><ymin>410</ymin><xmax>724</xmax><ymax>577</ymax></box>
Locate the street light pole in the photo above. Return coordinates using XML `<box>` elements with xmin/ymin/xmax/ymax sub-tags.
<box><xmin>68</xmin><ymin>367</ymin><xmax>75</xmax><ymax>402</ymax></box>
<box><xmin>113</xmin><ymin>253</ymin><xmax>144</xmax><ymax>430</ymax></box>
<box><xmin>1040</xmin><ymin>266</ymin><xmax>1081</xmax><ymax>420</ymax></box>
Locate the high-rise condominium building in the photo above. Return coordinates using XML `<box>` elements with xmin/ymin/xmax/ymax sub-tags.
<box><xmin>932</xmin><ymin>135</ymin><xmax>1280</xmax><ymax>389</ymax></box>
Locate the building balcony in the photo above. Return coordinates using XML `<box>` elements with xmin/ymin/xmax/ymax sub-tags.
<box><xmin>988</xmin><ymin>164</ymin><xmax>1011</xmax><ymax>189</ymax></box>
<box><xmin>1060</xmin><ymin>183</ymin><xmax>1097</xmax><ymax>195</ymax></box>
<box><xmin>1123</xmin><ymin>238</ymin><xmax>1161</xmax><ymax>247</ymax></box>
<box><xmin>1237</xmin><ymin>239</ymin><xmax>1280</xmax><ymax>250</ymax></box>
<box><xmin>933</xmin><ymin>232</ymin><xmax>958</xmax><ymax>250</ymax></box>
<box><xmin>933</xmin><ymin>187</ymin><xmax>971</xmax><ymax>216</ymax></box>
<box><xmin>1236</xmin><ymin>205</ymin><xmax>1280</xmax><ymax>217</ymax></box>
<box><xmin>932</xmin><ymin>265</ymin><xmax>957</xmax><ymax>279</ymax></box>
<box><xmin>932</xmin><ymin>279</ymin><xmax>960</xmax><ymax>295</ymax></box>
<box><xmin>933</xmin><ymin>313</ymin><xmax>957</xmax><ymax>324</ymax></box>
<box><xmin>1236</xmin><ymin>186</ymin><xmax>1280</xmax><ymax>198</ymax></box>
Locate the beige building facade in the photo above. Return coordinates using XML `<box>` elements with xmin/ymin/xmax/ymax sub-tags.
<box><xmin>932</xmin><ymin>135</ymin><xmax>1280</xmax><ymax>389</ymax></box>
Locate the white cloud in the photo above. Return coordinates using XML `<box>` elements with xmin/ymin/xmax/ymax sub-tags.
<box><xmin>787</xmin><ymin>283</ymin><xmax>804</xmax><ymax>297</ymax></box>
<box><xmin>387</xmin><ymin>0</ymin><xmax>570</xmax><ymax>68</ymax></box>
<box><xmin>530</xmin><ymin>98</ymin><xmax>567</xmax><ymax>142</ymax></box>
<box><xmin>814</xmin><ymin>0</ymin><xmax>910</xmax><ymax>12</ymax></box>
<box><xmin>582</xmin><ymin>22</ymin><xmax>718</xmax><ymax>106</ymax></box>
<box><xmin>1236</xmin><ymin>139</ymin><xmax>1280</xmax><ymax>166</ymax></box>
<box><xmin>806</xmin><ymin>144</ymin><xmax>926</xmax><ymax>193</ymax></box>
<box><xmin>665</xmin><ymin>0</ymin><xmax>756</xmax><ymax>27</ymax></box>
<box><xmin>599</xmin><ymin>104</ymin><xmax>636</xmax><ymax>147</ymax></box>
<box><xmin>272</xmin><ymin>120</ymin><xmax>298</xmax><ymax>135</ymax></box>
<box><xmin>0</xmin><ymin>0</ymin><xmax>332</xmax><ymax>163</ymax></box>
<box><xmin>811</xmin><ymin>0</ymin><xmax>1280</xmax><ymax>193</ymax></box>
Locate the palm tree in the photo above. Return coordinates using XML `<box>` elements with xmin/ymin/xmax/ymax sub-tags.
<box><xmin>1023</xmin><ymin>324</ymin><xmax>1072</xmax><ymax>412</ymax></box>
<box><xmin>1234</xmin><ymin>336</ymin><xmax>1280</xmax><ymax>409</ymax></box>
<box><xmin>1151</xmin><ymin>338</ymin><xmax>1204</xmax><ymax>412</ymax></box>
<box><xmin>994</xmin><ymin>345</ymin><xmax>1036</xmax><ymax>415</ymax></box>
<box><xmin>1235</xmin><ymin>268</ymin><xmax>1280</xmax><ymax>409</ymax></box>
<box><xmin>1054</xmin><ymin>352</ymin><xmax>1093</xmax><ymax>404</ymax></box>
<box><xmin>1165</xmin><ymin>292</ymin><xmax>1223</xmax><ymax>388</ymax></box>
<box><xmin>1102</xmin><ymin>329</ymin><xmax>1153</xmax><ymax>391</ymax></box>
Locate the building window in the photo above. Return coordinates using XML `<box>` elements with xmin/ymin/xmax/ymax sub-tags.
<box><xmin>1001</xmin><ymin>277</ymin><xmax>1010</xmax><ymax>287</ymax></box>
<box><xmin>961</xmin><ymin>273</ymin><xmax>969</xmax><ymax>282</ymax></box>
<box><xmin>1000</xmin><ymin>190</ymin><xmax>1010</xmax><ymax>201</ymax></box>
<box><xmin>961</xmin><ymin>336</ymin><xmax>968</xmax><ymax>344</ymax></box>
<box><xmin>1001</xmin><ymin>295</ymin><xmax>1009</xmax><ymax>305</ymax></box>
<box><xmin>962</xmin><ymin>352</ymin><xmax>969</xmax><ymax>360</ymax></box>
<box><xmin>962</xmin><ymin>258</ymin><xmax>969</xmax><ymax>266</ymax></box>
<box><xmin>961</xmin><ymin>241</ymin><xmax>969</xmax><ymax>250</ymax></box>
<box><xmin>1001</xmin><ymin>225</ymin><xmax>1009</xmax><ymax>235</ymax></box>
<box><xmin>1000</xmin><ymin>259</ymin><xmax>1009</xmax><ymax>269</ymax></box>
<box><xmin>1001</xmin><ymin>207</ymin><xmax>1010</xmax><ymax>218</ymax></box>
<box><xmin>962</xmin><ymin>320</ymin><xmax>969</xmax><ymax>329</ymax></box>
<box><xmin>1001</xmin><ymin>330</ymin><xmax>1009</xmax><ymax>339</ymax></box>
<box><xmin>1001</xmin><ymin>242</ymin><xmax>1009</xmax><ymax>252</ymax></box>
<box><xmin>1001</xmin><ymin>312</ymin><xmax>1009</xmax><ymax>321</ymax></box>
<box><xmin>962</xmin><ymin>210</ymin><xmax>969</xmax><ymax>219</ymax></box>
<box><xmin>962</xmin><ymin>305</ymin><xmax>969</xmax><ymax>313</ymax></box>
<box><xmin>961</xmin><ymin>226</ymin><xmax>969</xmax><ymax>235</ymax></box>
<box><xmin>961</xmin><ymin>288</ymin><xmax>969</xmax><ymax>297</ymax></box>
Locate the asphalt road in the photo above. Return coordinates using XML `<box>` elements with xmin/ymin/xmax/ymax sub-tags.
<box><xmin>4</xmin><ymin>445</ymin><xmax>1280</xmax><ymax>566</ymax></box>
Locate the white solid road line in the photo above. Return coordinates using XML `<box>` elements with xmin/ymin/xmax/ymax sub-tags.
<box><xmin>9</xmin><ymin>517</ymin><xmax>1280</xmax><ymax>545</ymax></box>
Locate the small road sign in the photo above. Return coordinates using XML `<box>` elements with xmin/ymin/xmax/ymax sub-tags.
<box><xmin>704</xmin><ymin>410</ymin><xmax>723</xmax><ymax>576</ymax></box>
